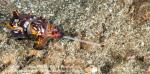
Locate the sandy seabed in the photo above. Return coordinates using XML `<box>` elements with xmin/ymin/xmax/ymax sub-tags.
<box><xmin>0</xmin><ymin>0</ymin><xmax>150</xmax><ymax>74</ymax></box>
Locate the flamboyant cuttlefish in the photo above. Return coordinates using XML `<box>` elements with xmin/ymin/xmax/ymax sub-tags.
<box><xmin>1</xmin><ymin>10</ymin><xmax>63</xmax><ymax>49</ymax></box>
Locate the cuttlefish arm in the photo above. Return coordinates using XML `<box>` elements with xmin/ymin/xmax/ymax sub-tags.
<box><xmin>33</xmin><ymin>36</ymin><xmax>49</xmax><ymax>50</ymax></box>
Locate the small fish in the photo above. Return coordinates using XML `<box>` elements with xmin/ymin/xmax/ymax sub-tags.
<box><xmin>1</xmin><ymin>10</ymin><xmax>63</xmax><ymax>49</ymax></box>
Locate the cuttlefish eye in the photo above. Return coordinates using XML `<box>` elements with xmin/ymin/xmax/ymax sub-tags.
<box><xmin>52</xmin><ymin>29</ymin><xmax>59</xmax><ymax>34</ymax></box>
<box><xmin>48</xmin><ymin>28</ymin><xmax>63</xmax><ymax>39</ymax></box>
